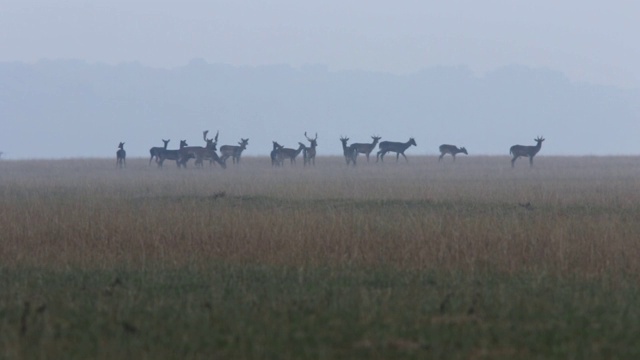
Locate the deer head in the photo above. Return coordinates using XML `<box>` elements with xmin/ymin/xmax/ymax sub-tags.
<box><xmin>534</xmin><ymin>136</ymin><xmax>545</xmax><ymax>143</ymax></box>
<box><xmin>118</xmin><ymin>142</ymin><xmax>125</xmax><ymax>149</ymax></box>
<box><xmin>460</xmin><ymin>147</ymin><xmax>468</xmax><ymax>155</ymax></box>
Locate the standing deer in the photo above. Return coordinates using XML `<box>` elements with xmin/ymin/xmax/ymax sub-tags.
<box><xmin>340</xmin><ymin>136</ymin><xmax>356</xmax><ymax>166</ymax></box>
<box><xmin>271</xmin><ymin>141</ymin><xmax>284</xmax><ymax>167</ymax></box>
<box><xmin>438</xmin><ymin>144</ymin><xmax>468</xmax><ymax>162</ymax></box>
<box><xmin>158</xmin><ymin>140</ymin><xmax>188</xmax><ymax>168</ymax></box>
<box><xmin>303</xmin><ymin>132</ymin><xmax>318</xmax><ymax>166</ymax></box>
<box><xmin>149</xmin><ymin>139</ymin><xmax>170</xmax><ymax>165</ymax></box>
<box><xmin>220</xmin><ymin>138</ymin><xmax>249</xmax><ymax>165</ymax></box>
<box><xmin>376</xmin><ymin>138</ymin><xmax>417</xmax><ymax>162</ymax></box>
<box><xmin>510</xmin><ymin>136</ymin><xmax>545</xmax><ymax>167</ymax></box>
<box><xmin>349</xmin><ymin>135</ymin><xmax>381</xmax><ymax>162</ymax></box>
<box><xmin>178</xmin><ymin>130</ymin><xmax>216</xmax><ymax>168</ymax></box>
<box><xmin>277</xmin><ymin>143</ymin><xmax>306</xmax><ymax>165</ymax></box>
<box><xmin>116</xmin><ymin>142</ymin><xmax>126</xmax><ymax>168</ymax></box>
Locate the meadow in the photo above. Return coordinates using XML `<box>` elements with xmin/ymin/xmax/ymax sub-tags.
<box><xmin>1</xmin><ymin>155</ymin><xmax>640</xmax><ymax>359</ymax></box>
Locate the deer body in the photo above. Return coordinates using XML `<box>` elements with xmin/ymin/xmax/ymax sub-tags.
<box><xmin>149</xmin><ymin>139</ymin><xmax>170</xmax><ymax>165</ymax></box>
<box><xmin>220</xmin><ymin>138</ymin><xmax>249</xmax><ymax>164</ymax></box>
<box><xmin>350</xmin><ymin>136</ymin><xmax>381</xmax><ymax>162</ymax></box>
<box><xmin>377</xmin><ymin>138</ymin><xmax>417</xmax><ymax>162</ymax></box>
<box><xmin>438</xmin><ymin>144</ymin><xmax>468</xmax><ymax>162</ymax></box>
<box><xmin>277</xmin><ymin>143</ymin><xmax>306</xmax><ymax>165</ymax></box>
<box><xmin>340</xmin><ymin>136</ymin><xmax>356</xmax><ymax>166</ymax></box>
<box><xmin>303</xmin><ymin>132</ymin><xmax>318</xmax><ymax>166</ymax></box>
<box><xmin>179</xmin><ymin>130</ymin><xmax>220</xmax><ymax>168</ymax></box>
<box><xmin>116</xmin><ymin>142</ymin><xmax>126</xmax><ymax>168</ymax></box>
<box><xmin>157</xmin><ymin>140</ymin><xmax>188</xmax><ymax>168</ymax></box>
<box><xmin>510</xmin><ymin>137</ymin><xmax>545</xmax><ymax>167</ymax></box>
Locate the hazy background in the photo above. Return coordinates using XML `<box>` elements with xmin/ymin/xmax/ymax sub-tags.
<box><xmin>1</xmin><ymin>1</ymin><xmax>639</xmax><ymax>158</ymax></box>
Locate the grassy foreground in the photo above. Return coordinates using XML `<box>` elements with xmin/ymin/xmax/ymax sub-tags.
<box><xmin>1</xmin><ymin>156</ymin><xmax>640</xmax><ymax>359</ymax></box>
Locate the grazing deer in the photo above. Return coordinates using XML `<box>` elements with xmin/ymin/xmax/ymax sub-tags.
<box><xmin>158</xmin><ymin>140</ymin><xmax>189</xmax><ymax>168</ymax></box>
<box><xmin>438</xmin><ymin>144</ymin><xmax>468</xmax><ymax>162</ymax></box>
<box><xmin>376</xmin><ymin>138</ymin><xmax>417</xmax><ymax>162</ymax></box>
<box><xmin>271</xmin><ymin>141</ymin><xmax>284</xmax><ymax>167</ymax></box>
<box><xmin>220</xmin><ymin>138</ymin><xmax>249</xmax><ymax>165</ymax></box>
<box><xmin>303</xmin><ymin>132</ymin><xmax>318</xmax><ymax>166</ymax></box>
<box><xmin>116</xmin><ymin>142</ymin><xmax>126</xmax><ymax>168</ymax></box>
<box><xmin>510</xmin><ymin>136</ymin><xmax>545</xmax><ymax>167</ymax></box>
<box><xmin>349</xmin><ymin>135</ymin><xmax>381</xmax><ymax>162</ymax></box>
<box><xmin>201</xmin><ymin>131</ymin><xmax>225</xmax><ymax>167</ymax></box>
<box><xmin>198</xmin><ymin>141</ymin><xmax>227</xmax><ymax>169</ymax></box>
<box><xmin>149</xmin><ymin>139</ymin><xmax>170</xmax><ymax>165</ymax></box>
<box><xmin>340</xmin><ymin>136</ymin><xmax>356</xmax><ymax>166</ymax></box>
<box><xmin>277</xmin><ymin>143</ymin><xmax>306</xmax><ymax>165</ymax></box>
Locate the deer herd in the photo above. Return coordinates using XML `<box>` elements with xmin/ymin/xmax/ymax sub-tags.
<box><xmin>116</xmin><ymin>132</ymin><xmax>545</xmax><ymax>169</ymax></box>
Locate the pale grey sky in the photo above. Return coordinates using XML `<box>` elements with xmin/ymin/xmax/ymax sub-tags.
<box><xmin>1</xmin><ymin>0</ymin><xmax>639</xmax><ymax>88</ymax></box>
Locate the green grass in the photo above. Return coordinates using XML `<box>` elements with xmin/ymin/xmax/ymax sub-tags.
<box><xmin>3</xmin><ymin>265</ymin><xmax>640</xmax><ymax>359</ymax></box>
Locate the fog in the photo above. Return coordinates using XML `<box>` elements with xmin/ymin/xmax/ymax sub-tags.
<box><xmin>1</xmin><ymin>1</ymin><xmax>639</xmax><ymax>158</ymax></box>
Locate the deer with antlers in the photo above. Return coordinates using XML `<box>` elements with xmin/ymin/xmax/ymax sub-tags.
<box><xmin>149</xmin><ymin>139</ymin><xmax>170</xmax><ymax>165</ymax></box>
<box><xmin>376</xmin><ymin>138</ymin><xmax>417</xmax><ymax>162</ymax></box>
<box><xmin>438</xmin><ymin>144</ymin><xmax>468</xmax><ymax>162</ymax></box>
<box><xmin>178</xmin><ymin>130</ymin><xmax>219</xmax><ymax>168</ymax></box>
<box><xmin>302</xmin><ymin>132</ymin><xmax>318</xmax><ymax>166</ymax></box>
<box><xmin>510</xmin><ymin>136</ymin><xmax>545</xmax><ymax>167</ymax></box>
<box><xmin>116</xmin><ymin>142</ymin><xmax>126</xmax><ymax>168</ymax></box>
<box><xmin>220</xmin><ymin>138</ymin><xmax>249</xmax><ymax>165</ymax></box>
<box><xmin>349</xmin><ymin>135</ymin><xmax>381</xmax><ymax>162</ymax></box>
<box><xmin>340</xmin><ymin>136</ymin><xmax>356</xmax><ymax>166</ymax></box>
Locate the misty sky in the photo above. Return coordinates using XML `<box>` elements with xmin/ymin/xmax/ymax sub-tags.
<box><xmin>1</xmin><ymin>1</ymin><xmax>639</xmax><ymax>89</ymax></box>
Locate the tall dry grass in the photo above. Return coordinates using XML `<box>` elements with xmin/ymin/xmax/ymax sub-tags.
<box><xmin>1</xmin><ymin>156</ymin><xmax>639</xmax><ymax>277</ymax></box>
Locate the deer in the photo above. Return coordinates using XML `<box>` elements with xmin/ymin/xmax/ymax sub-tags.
<box><xmin>177</xmin><ymin>130</ymin><xmax>221</xmax><ymax>168</ymax></box>
<box><xmin>349</xmin><ymin>135</ymin><xmax>381</xmax><ymax>162</ymax></box>
<box><xmin>220</xmin><ymin>138</ymin><xmax>249</xmax><ymax>165</ymax></box>
<box><xmin>376</xmin><ymin>138</ymin><xmax>417</xmax><ymax>162</ymax></box>
<box><xmin>200</xmin><ymin>131</ymin><xmax>226</xmax><ymax>167</ymax></box>
<box><xmin>271</xmin><ymin>141</ymin><xmax>284</xmax><ymax>167</ymax></box>
<box><xmin>340</xmin><ymin>136</ymin><xmax>356</xmax><ymax>166</ymax></box>
<box><xmin>303</xmin><ymin>132</ymin><xmax>318</xmax><ymax>166</ymax></box>
<box><xmin>510</xmin><ymin>136</ymin><xmax>545</xmax><ymax>167</ymax></box>
<box><xmin>116</xmin><ymin>142</ymin><xmax>126</xmax><ymax>168</ymax></box>
<box><xmin>157</xmin><ymin>140</ymin><xmax>189</xmax><ymax>168</ymax></box>
<box><xmin>149</xmin><ymin>139</ymin><xmax>170</xmax><ymax>165</ymax></box>
<box><xmin>277</xmin><ymin>143</ymin><xmax>306</xmax><ymax>165</ymax></box>
<box><xmin>198</xmin><ymin>141</ymin><xmax>227</xmax><ymax>169</ymax></box>
<box><xmin>438</xmin><ymin>144</ymin><xmax>468</xmax><ymax>162</ymax></box>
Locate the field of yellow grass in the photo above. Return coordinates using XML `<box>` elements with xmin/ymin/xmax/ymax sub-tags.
<box><xmin>1</xmin><ymin>155</ymin><xmax>640</xmax><ymax>358</ymax></box>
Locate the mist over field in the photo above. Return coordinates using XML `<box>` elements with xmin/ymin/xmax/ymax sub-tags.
<box><xmin>1</xmin><ymin>60</ymin><xmax>639</xmax><ymax>159</ymax></box>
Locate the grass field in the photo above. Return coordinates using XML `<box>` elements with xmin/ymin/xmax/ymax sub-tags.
<box><xmin>1</xmin><ymin>155</ymin><xmax>640</xmax><ymax>359</ymax></box>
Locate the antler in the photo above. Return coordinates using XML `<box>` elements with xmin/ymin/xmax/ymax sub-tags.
<box><xmin>203</xmin><ymin>130</ymin><xmax>209</xmax><ymax>142</ymax></box>
<box><xmin>305</xmin><ymin>132</ymin><xmax>318</xmax><ymax>141</ymax></box>
<box><xmin>214</xmin><ymin>130</ymin><xmax>219</xmax><ymax>142</ymax></box>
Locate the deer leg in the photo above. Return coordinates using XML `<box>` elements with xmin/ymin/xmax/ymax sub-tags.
<box><xmin>511</xmin><ymin>156</ymin><xmax>518</xmax><ymax>167</ymax></box>
<box><xmin>438</xmin><ymin>153</ymin><xmax>444</xmax><ymax>162</ymax></box>
<box><xmin>401</xmin><ymin>152</ymin><xmax>408</xmax><ymax>162</ymax></box>
<box><xmin>529</xmin><ymin>156</ymin><xmax>534</xmax><ymax>167</ymax></box>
